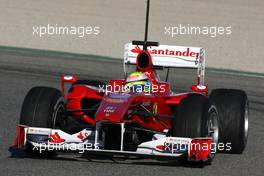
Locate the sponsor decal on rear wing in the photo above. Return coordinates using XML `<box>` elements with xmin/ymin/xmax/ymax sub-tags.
<box><xmin>124</xmin><ymin>43</ymin><xmax>205</xmax><ymax>69</ymax></box>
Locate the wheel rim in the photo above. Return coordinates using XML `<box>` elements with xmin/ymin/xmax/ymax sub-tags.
<box><xmin>244</xmin><ymin>101</ymin><xmax>249</xmax><ymax>144</ymax></box>
<box><xmin>52</xmin><ymin>103</ymin><xmax>66</xmax><ymax>129</ymax></box>
<box><xmin>208</xmin><ymin>109</ymin><xmax>219</xmax><ymax>145</ymax></box>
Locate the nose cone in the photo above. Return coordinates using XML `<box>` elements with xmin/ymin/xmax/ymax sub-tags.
<box><xmin>95</xmin><ymin>93</ymin><xmax>131</xmax><ymax>123</ymax></box>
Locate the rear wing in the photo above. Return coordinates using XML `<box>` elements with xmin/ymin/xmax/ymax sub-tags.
<box><xmin>124</xmin><ymin>43</ymin><xmax>206</xmax><ymax>85</ymax></box>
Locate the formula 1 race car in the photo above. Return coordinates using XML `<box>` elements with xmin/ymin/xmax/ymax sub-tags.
<box><xmin>10</xmin><ymin>0</ymin><xmax>249</xmax><ymax>165</ymax></box>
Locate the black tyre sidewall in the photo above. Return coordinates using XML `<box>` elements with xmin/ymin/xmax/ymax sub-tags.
<box><xmin>19</xmin><ymin>87</ymin><xmax>65</xmax><ymax>157</ymax></box>
<box><xmin>172</xmin><ymin>94</ymin><xmax>212</xmax><ymax>138</ymax></box>
<box><xmin>210</xmin><ymin>89</ymin><xmax>249</xmax><ymax>153</ymax></box>
<box><xmin>172</xmin><ymin>94</ymin><xmax>218</xmax><ymax>164</ymax></box>
<box><xmin>51</xmin><ymin>96</ymin><xmax>67</xmax><ymax>129</ymax></box>
<box><xmin>20</xmin><ymin>87</ymin><xmax>64</xmax><ymax>128</ymax></box>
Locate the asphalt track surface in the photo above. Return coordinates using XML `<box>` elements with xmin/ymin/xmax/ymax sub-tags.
<box><xmin>0</xmin><ymin>51</ymin><xmax>263</xmax><ymax>176</ymax></box>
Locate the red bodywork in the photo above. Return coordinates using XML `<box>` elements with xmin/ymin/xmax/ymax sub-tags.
<box><xmin>61</xmin><ymin>50</ymin><xmax>208</xmax><ymax>132</ymax></box>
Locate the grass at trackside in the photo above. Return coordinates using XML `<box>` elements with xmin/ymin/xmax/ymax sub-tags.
<box><xmin>0</xmin><ymin>45</ymin><xmax>263</xmax><ymax>78</ymax></box>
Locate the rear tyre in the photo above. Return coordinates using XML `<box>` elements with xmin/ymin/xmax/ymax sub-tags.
<box><xmin>209</xmin><ymin>89</ymin><xmax>249</xmax><ymax>154</ymax></box>
<box><xmin>172</xmin><ymin>94</ymin><xmax>219</xmax><ymax>164</ymax></box>
<box><xmin>20</xmin><ymin>87</ymin><xmax>66</xmax><ymax>157</ymax></box>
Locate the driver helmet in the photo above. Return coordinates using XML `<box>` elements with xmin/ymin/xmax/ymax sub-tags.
<box><xmin>125</xmin><ymin>71</ymin><xmax>151</xmax><ymax>93</ymax></box>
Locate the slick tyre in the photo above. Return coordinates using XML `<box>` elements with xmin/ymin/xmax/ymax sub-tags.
<box><xmin>20</xmin><ymin>87</ymin><xmax>66</xmax><ymax>157</ymax></box>
<box><xmin>172</xmin><ymin>94</ymin><xmax>219</xmax><ymax>164</ymax></box>
<box><xmin>209</xmin><ymin>89</ymin><xmax>249</xmax><ymax>154</ymax></box>
<box><xmin>20</xmin><ymin>87</ymin><xmax>65</xmax><ymax>128</ymax></box>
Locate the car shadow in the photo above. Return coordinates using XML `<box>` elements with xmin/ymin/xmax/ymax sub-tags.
<box><xmin>8</xmin><ymin>147</ymin><xmax>209</xmax><ymax>168</ymax></box>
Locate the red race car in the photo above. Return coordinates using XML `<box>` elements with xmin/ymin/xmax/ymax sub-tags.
<box><xmin>10</xmin><ymin>0</ymin><xmax>248</xmax><ymax>165</ymax></box>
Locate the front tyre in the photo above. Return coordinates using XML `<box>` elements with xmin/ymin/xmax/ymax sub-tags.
<box><xmin>20</xmin><ymin>87</ymin><xmax>66</xmax><ymax>128</ymax></box>
<box><xmin>172</xmin><ymin>94</ymin><xmax>219</xmax><ymax>164</ymax></box>
<box><xmin>20</xmin><ymin>87</ymin><xmax>67</xmax><ymax>156</ymax></box>
<box><xmin>210</xmin><ymin>89</ymin><xmax>249</xmax><ymax>154</ymax></box>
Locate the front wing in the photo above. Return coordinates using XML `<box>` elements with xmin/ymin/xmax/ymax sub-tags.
<box><xmin>11</xmin><ymin>125</ymin><xmax>214</xmax><ymax>162</ymax></box>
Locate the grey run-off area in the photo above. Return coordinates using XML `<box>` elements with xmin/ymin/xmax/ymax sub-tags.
<box><xmin>0</xmin><ymin>0</ymin><xmax>263</xmax><ymax>73</ymax></box>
